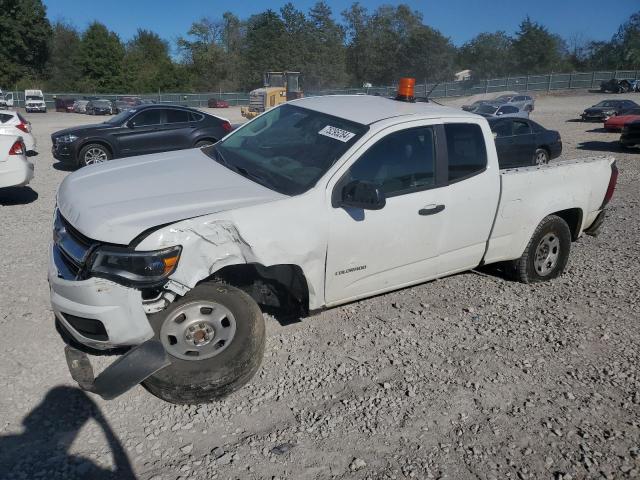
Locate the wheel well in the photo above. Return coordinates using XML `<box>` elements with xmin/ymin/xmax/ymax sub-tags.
<box><xmin>194</xmin><ymin>137</ymin><xmax>217</xmax><ymax>146</ymax></box>
<box><xmin>209</xmin><ymin>263</ymin><xmax>309</xmax><ymax>319</ymax></box>
<box><xmin>551</xmin><ymin>208</ymin><xmax>583</xmax><ymax>241</ymax></box>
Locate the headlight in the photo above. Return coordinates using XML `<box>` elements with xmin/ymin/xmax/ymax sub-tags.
<box><xmin>58</xmin><ymin>134</ymin><xmax>78</xmax><ymax>143</ymax></box>
<box><xmin>89</xmin><ymin>246</ymin><xmax>181</xmax><ymax>286</ymax></box>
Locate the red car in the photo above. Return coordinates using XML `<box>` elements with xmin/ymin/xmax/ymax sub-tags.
<box><xmin>604</xmin><ymin>108</ymin><xmax>640</xmax><ymax>131</ymax></box>
<box><xmin>208</xmin><ymin>98</ymin><xmax>229</xmax><ymax>108</ymax></box>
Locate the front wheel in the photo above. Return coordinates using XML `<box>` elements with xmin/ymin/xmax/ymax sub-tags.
<box><xmin>143</xmin><ymin>282</ymin><xmax>265</xmax><ymax>404</ymax></box>
<box><xmin>78</xmin><ymin>143</ymin><xmax>111</xmax><ymax>167</ymax></box>
<box><xmin>512</xmin><ymin>215</ymin><xmax>571</xmax><ymax>283</ymax></box>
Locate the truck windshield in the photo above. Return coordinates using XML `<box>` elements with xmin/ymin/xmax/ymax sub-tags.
<box><xmin>209</xmin><ymin>104</ymin><xmax>368</xmax><ymax>195</ymax></box>
<box><xmin>26</xmin><ymin>96</ymin><xmax>42</xmax><ymax>100</ymax></box>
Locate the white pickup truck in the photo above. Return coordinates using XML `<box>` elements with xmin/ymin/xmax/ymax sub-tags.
<box><xmin>49</xmin><ymin>93</ymin><xmax>617</xmax><ymax>404</ymax></box>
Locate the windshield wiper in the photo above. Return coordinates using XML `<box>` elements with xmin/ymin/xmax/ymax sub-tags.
<box><xmin>212</xmin><ymin>146</ymin><xmax>277</xmax><ymax>190</ymax></box>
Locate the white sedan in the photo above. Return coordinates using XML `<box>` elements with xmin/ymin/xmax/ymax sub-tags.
<box><xmin>0</xmin><ymin>110</ymin><xmax>36</xmax><ymax>153</ymax></box>
<box><xmin>0</xmin><ymin>135</ymin><xmax>34</xmax><ymax>188</ymax></box>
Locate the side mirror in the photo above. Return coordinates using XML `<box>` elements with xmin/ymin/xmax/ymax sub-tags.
<box><xmin>492</xmin><ymin>132</ymin><xmax>498</xmax><ymax>139</ymax></box>
<box><xmin>338</xmin><ymin>180</ymin><xmax>386</xmax><ymax>210</ymax></box>
<box><xmin>496</xmin><ymin>111</ymin><xmax>503</xmax><ymax>116</ymax></box>
<box><xmin>127</xmin><ymin>121</ymin><xmax>136</xmax><ymax>128</ymax></box>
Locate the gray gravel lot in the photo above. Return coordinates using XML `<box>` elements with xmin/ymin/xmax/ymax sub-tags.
<box><xmin>0</xmin><ymin>93</ymin><xmax>638</xmax><ymax>480</ymax></box>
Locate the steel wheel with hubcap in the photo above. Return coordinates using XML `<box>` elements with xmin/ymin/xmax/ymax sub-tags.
<box><xmin>512</xmin><ymin>214</ymin><xmax>571</xmax><ymax>283</ymax></box>
<box><xmin>79</xmin><ymin>143</ymin><xmax>111</xmax><ymax>167</ymax></box>
<box><xmin>143</xmin><ymin>281</ymin><xmax>265</xmax><ymax>404</ymax></box>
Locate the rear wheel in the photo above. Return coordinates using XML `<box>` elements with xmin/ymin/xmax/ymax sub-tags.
<box><xmin>534</xmin><ymin>148</ymin><xmax>550</xmax><ymax>165</ymax></box>
<box><xmin>143</xmin><ymin>282</ymin><xmax>265</xmax><ymax>404</ymax></box>
<box><xmin>512</xmin><ymin>215</ymin><xmax>571</xmax><ymax>283</ymax></box>
<box><xmin>195</xmin><ymin>139</ymin><xmax>216</xmax><ymax>148</ymax></box>
<box><xmin>78</xmin><ymin>143</ymin><xmax>111</xmax><ymax>167</ymax></box>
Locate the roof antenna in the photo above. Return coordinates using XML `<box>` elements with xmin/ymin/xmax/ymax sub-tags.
<box><xmin>425</xmin><ymin>82</ymin><xmax>443</xmax><ymax>105</ymax></box>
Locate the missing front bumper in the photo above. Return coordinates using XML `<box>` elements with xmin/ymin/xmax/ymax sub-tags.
<box><xmin>65</xmin><ymin>339</ymin><xmax>171</xmax><ymax>400</ymax></box>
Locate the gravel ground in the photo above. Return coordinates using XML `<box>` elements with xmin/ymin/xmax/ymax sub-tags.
<box><xmin>0</xmin><ymin>92</ymin><xmax>638</xmax><ymax>480</ymax></box>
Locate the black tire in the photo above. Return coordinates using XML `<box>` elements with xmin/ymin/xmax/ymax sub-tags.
<box><xmin>512</xmin><ymin>215</ymin><xmax>571</xmax><ymax>283</ymax></box>
<box><xmin>195</xmin><ymin>139</ymin><xmax>216</xmax><ymax>148</ymax></box>
<box><xmin>78</xmin><ymin>143</ymin><xmax>111</xmax><ymax>167</ymax></box>
<box><xmin>143</xmin><ymin>282</ymin><xmax>265</xmax><ymax>404</ymax></box>
<box><xmin>534</xmin><ymin>148</ymin><xmax>550</xmax><ymax>165</ymax></box>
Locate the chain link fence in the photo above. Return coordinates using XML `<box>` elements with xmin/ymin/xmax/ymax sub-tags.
<box><xmin>5</xmin><ymin>69</ymin><xmax>640</xmax><ymax>109</ymax></box>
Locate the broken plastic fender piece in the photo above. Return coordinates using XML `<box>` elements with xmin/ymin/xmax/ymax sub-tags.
<box><xmin>64</xmin><ymin>340</ymin><xmax>171</xmax><ymax>400</ymax></box>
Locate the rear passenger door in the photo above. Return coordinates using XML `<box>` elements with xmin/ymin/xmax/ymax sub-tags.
<box><xmin>158</xmin><ymin>108</ymin><xmax>196</xmax><ymax>150</ymax></box>
<box><xmin>510</xmin><ymin>119</ymin><xmax>536</xmax><ymax>166</ymax></box>
<box><xmin>437</xmin><ymin>123</ymin><xmax>501</xmax><ymax>275</ymax></box>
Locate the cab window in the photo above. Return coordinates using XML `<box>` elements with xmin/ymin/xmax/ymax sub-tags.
<box><xmin>445</xmin><ymin>123</ymin><xmax>487</xmax><ymax>182</ymax></box>
<box><xmin>347</xmin><ymin>127</ymin><xmax>436</xmax><ymax>197</ymax></box>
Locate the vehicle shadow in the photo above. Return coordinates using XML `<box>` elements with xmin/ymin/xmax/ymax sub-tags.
<box><xmin>586</xmin><ymin>127</ymin><xmax>611</xmax><ymax>133</ymax></box>
<box><xmin>0</xmin><ymin>186</ymin><xmax>38</xmax><ymax>205</ymax></box>
<box><xmin>53</xmin><ymin>161</ymin><xmax>76</xmax><ymax>172</ymax></box>
<box><xmin>577</xmin><ymin>141</ymin><xmax>626</xmax><ymax>153</ymax></box>
<box><xmin>0</xmin><ymin>385</ymin><xmax>137</xmax><ymax>480</ymax></box>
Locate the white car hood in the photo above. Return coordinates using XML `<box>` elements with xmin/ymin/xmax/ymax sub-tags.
<box><xmin>57</xmin><ymin>148</ymin><xmax>286</xmax><ymax>245</ymax></box>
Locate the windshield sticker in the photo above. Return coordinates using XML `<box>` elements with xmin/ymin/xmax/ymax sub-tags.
<box><xmin>318</xmin><ymin>125</ymin><xmax>356</xmax><ymax>142</ymax></box>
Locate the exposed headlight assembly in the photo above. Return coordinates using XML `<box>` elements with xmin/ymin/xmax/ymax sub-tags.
<box><xmin>89</xmin><ymin>246</ymin><xmax>181</xmax><ymax>286</ymax></box>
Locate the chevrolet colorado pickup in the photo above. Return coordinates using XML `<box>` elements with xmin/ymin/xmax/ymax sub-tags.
<box><xmin>49</xmin><ymin>93</ymin><xmax>618</xmax><ymax>404</ymax></box>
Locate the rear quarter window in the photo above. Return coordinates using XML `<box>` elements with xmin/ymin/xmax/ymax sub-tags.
<box><xmin>445</xmin><ymin>123</ymin><xmax>487</xmax><ymax>182</ymax></box>
<box><xmin>0</xmin><ymin>113</ymin><xmax>12</xmax><ymax>123</ymax></box>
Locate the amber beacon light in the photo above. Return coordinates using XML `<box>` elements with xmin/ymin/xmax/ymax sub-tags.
<box><xmin>395</xmin><ymin>77</ymin><xmax>416</xmax><ymax>102</ymax></box>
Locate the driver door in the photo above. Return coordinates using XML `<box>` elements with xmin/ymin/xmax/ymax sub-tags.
<box><xmin>324</xmin><ymin>124</ymin><xmax>446</xmax><ymax>305</ymax></box>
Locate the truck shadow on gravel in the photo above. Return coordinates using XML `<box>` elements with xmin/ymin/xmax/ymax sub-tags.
<box><xmin>0</xmin><ymin>386</ymin><xmax>136</xmax><ymax>480</ymax></box>
<box><xmin>577</xmin><ymin>141</ymin><xmax>628</xmax><ymax>153</ymax></box>
<box><xmin>0</xmin><ymin>186</ymin><xmax>38</xmax><ymax>205</ymax></box>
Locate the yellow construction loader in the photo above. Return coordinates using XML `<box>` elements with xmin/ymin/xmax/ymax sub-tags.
<box><xmin>241</xmin><ymin>72</ymin><xmax>303</xmax><ymax>120</ymax></box>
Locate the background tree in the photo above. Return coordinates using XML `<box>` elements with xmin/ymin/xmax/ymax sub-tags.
<box><xmin>305</xmin><ymin>2</ymin><xmax>347</xmax><ymax>89</ymax></box>
<box><xmin>122</xmin><ymin>29</ymin><xmax>182</xmax><ymax>93</ymax></box>
<box><xmin>77</xmin><ymin>22</ymin><xmax>125</xmax><ymax>92</ymax></box>
<box><xmin>0</xmin><ymin>0</ymin><xmax>51</xmax><ymax>87</ymax></box>
<box><xmin>46</xmin><ymin>21</ymin><xmax>82</xmax><ymax>91</ymax></box>
<box><xmin>458</xmin><ymin>32</ymin><xmax>514</xmax><ymax>78</ymax></box>
<box><xmin>512</xmin><ymin>17</ymin><xmax>567</xmax><ymax>74</ymax></box>
<box><xmin>177</xmin><ymin>18</ymin><xmax>227</xmax><ymax>91</ymax></box>
<box><xmin>240</xmin><ymin>10</ymin><xmax>288</xmax><ymax>89</ymax></box>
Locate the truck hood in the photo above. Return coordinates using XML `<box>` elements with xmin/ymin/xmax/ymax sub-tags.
<box><xmin>57</xmin><ymin>148</ymin><xmax>286</xmax><ymax>245</ymax></box>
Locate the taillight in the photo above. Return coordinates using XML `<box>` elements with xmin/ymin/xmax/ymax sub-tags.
<box><xmin>8</xmin><ymin>140</ymin><xmax>25</xmax><ymax>155</ymax></box>
<box><xmin>601</xmin><ymin>162</ymin><xmax>618</xmax><ymax>208</ymax></box>
<box><xmin>16</xmin><ymin>122</ymin><xmax>29</xmax><ymax>133</ymax></box>
<box><xmin>222</xmin><ymin>121</ymin><xmax>232</xmax><ymax>133</ymax></box>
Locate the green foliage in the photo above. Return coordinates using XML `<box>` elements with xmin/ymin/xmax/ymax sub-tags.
<box><xmin>46</xmin><ymin>22</ymin><xmax>82</xmax><ymax>91</ymax></box>
<box><xmin>0</xmin><ymin>0</ymin><xmax>51</xmax><ymax>87</ymax></box>
<box><xmin>458</xmin><ymin>32</ymin><xmax>514</xmax><ymax>78</ymax></box>
<box><xmin>77</xmin><ymin>22</ymin><xmax>125</xmax><ymax>92</ymax></box>
<box><xmin>343</xmin><ymin>4</ymin><xmax>455</xmax><ymax>86</ymax></box>
<box><xmin>123</xmin><ymin>29</ymin><xmax>182</xmax><ymax>93</ymax></box>
<box><xmin>512</xmin><ymin>17</ymin><xmax>566</xmax><ymax>74</ymax></box>
<box><xmin>0</xmin><ymin>2</ymin><xmax>639</xmax><ymax>94</ymax></box>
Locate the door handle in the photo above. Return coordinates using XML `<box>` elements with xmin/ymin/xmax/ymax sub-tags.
<box><xmin>419</xmin><ymin>204</ymin><xmax>445</xmax><ymax>215</ymax></box>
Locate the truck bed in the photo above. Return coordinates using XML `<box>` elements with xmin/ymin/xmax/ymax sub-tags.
<box><xmin>484</xmin><ymin>156</ymin><xmax>615</xmax><ymax>264</ymax></box>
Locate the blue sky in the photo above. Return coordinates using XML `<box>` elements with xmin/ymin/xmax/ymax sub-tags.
<box><xmin>44</xmin><ymin>0</ymin><xmax>638</xmax><ymax>48</ymax></box>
